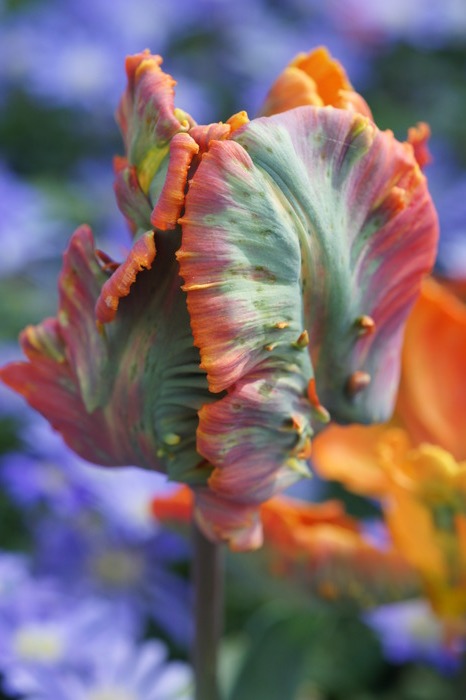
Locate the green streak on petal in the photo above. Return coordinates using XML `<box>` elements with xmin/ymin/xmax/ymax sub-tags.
<box><xmin>138</xmin><ymin>144</ymin><xmax>170</xmax><ymax>195</ymax></box>
<box><xmin>232</xmin><ymin>107</ymin><xmax>437</xmax><ymax>424</ymax></box>
<box><xmin>4</xmin><ymin>226</ymin><xmax>215</xmax><ymax>486</ymax></box>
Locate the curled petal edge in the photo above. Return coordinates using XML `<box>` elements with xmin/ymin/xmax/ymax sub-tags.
<box><xmin>95</xmin><ymin>231</ymin><xmax>156</xmax><ymax>324</ymax></box>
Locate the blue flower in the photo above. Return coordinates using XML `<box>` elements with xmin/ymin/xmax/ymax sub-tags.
<box><xmin>427</xmin><ymin>147</ymin><xmax>466</xmax><ymax>278</ymax></box>
<box><xmin>0</xmin><ymin>408</ymin><xmax>192</xmax><ymax>646</ymax></box>
<box><xmin>32</xmin><ymin>514</ymin><xmax>192</xmax><ymax>647</ymax></box>
<box><xmin>364</xmin><ymin>599</ymin><xmax>463</xmax><ymax>673</ymax></box>
<box><xmin>24</xmin><ymin>637</ymin><xmax>193</xmax><ymax>700</ymax></box>
<box><xmin>0</xmin><ymin>164</ymin><xmax>62</xmax><ymax>278</ymax></box>
<box><xmin>0</xmin><ymin>562</ymin><xmax>131</xmax><ymax>697</ymax></box>
<box><xmin>1</xmin><ymin>418</ymin><xmax>179</xmax><ymax>534</ymax></box>
<box><xmin>0</xmin><ymin>551</ymin><xmax>193</xmax><ymax>699</ymax></box>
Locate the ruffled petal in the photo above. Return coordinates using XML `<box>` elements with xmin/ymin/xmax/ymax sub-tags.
<box><xmin>178</xmin><ymin>136</ymin><xmax>316</xmax><ymax>545</ymax></box>
<box><xmin>194</xmin><ymin>488</ymin><xmax>264</xmax><ymax>550</ymax></box>
<box><xmin>177</xmin><ymin>105</ymin><xmax>437</xmax><ymax>546</ymax></box>
<box><xmin>95</xmin><ymin>231</ymin><xmax>156</xmax><ymax>324</ymax></box>
<box><xmin>181</xmin><ymin>106</ymin><xmax>437</xmax><ymax>420</ymax></box>
<box><xmin>151</xmin><ymin>132</ymin><xmax>200</xmax><ymax>230</ymax></box>
<box><xmin>1</xmin><ymin>226</ymin><xmax>213</xmax><ymax>484</ymax></box>
<box><xmin>117</xmin><ymin>52</ymin><xmax>192</xmax><ymax>175</ymax></box>
<box><xmin>240</xmin><ymin>108</ymin><xmax>438</xmax><ymax>423</ymax></box>
<box><xmin>407</xmin><ymin>122</ymin><xmax>432</xmax><ymax>170</ymax></box>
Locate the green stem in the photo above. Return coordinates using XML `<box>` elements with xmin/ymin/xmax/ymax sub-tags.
<box><xmin>192</xmin><ymin>522</ymin><xmax>224</xmax><ymax>700</ymax></box>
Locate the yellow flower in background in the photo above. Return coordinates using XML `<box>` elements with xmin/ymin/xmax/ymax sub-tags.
<box><xmin>380</xmin><ymin>439</ymin><xmax>466</xmax><ymax>618</ymax></box>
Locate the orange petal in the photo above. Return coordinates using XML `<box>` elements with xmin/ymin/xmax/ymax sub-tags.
<box><xmin>151</xmin><ymin>485</ymin><xmax>193</xmax><ymax>523</ymax></box>
<box><xmin>312</xmin><ymin>423</ymin><xmax>402</xmax><ymax>496</ymax></box>
<box><xmin>259</xmin><ymin>46</ymin><xmax>372</xmax><ymax>119</ymax></box>
<box><xmin>407</xmin><ymin>122</ymin><xmax>432</xmax><ymax>170</ymax></box>
<box><xmin>259</xmin><ymin>66</ymin><xmax>324</xmax><ymax>116</ymax></box>
<box><xmin>151</xmin><ymin>132</ymin><xmax>199</xmax><ymax>230</ymax></box>
<box><xmin>396</xmin><ymin>277</ymin><xmax>466</xmax><ymax>460</ymax></box>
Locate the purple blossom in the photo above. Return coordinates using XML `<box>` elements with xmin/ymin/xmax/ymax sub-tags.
<box><xmin>0</xmin><ymin>551</ymin><xmax>30</xmax><ymax>614</ymax></box>
<box><xmin>0</xmin><ymin>566</ymin><xmax>131</xmax><ymax>697</ymax></box>
<box><xmin>427</xmin><ymin>147</ymin><xmax>466</xmax><ymax>278</ymax></box>
<box><xmin>365</xmin><ymin>599</ymin><xmax>463</xmax><ymax>673</ymax></box>
<box><xmin>0</xmin><ymin>552</ymin><xmax>192</xmax><ymax>699</ymax></box>
<box><xmin>0</xmin><ymin>416</ymin><xmax>192</xmax><ymax>646</ymax></box>
<box><xmin>328</xmin><ymin>0</ymin><xmax>466</xmax><ymax>48</ymax></box>
<box><xmin>32</xmin><ymin>514</ymin><xmax>192</xmax><ymax>647</ymax></box>
<box><xmin>0</xmin><ymin>163</ymin><xmax>63</xmax><ymax>278</ymax></box>
<box><xmin>0</xmin><ymin>0</ymin><xmax>369</xmax><ymax>123</ymax></box>
<box><xmin>1</xmin><ymin>417</ymin><xmax>178</xmax><ymax>535</ymax></box>
<box><xmin>24</xmin><ymin>637</ymin><xmax>193</xmax><ymax>700</ymax></box>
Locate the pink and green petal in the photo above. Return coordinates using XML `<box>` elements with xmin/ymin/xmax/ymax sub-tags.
<box><xmin>116</xmin><ymin>52</ymin><xmax>194</xmax><ymax>197</ymax></box>
<box><xmin>1</xmin><ymin>225</ymin><xmax>213</xmax><ymax>485</ymax></box>
<box><xmin>0</xmin><ymin>315</ymin><xmax>122</xmax><ymax>465</ymax></box>
<box><xmin>194</xmin><ymin>487</ymin><xmax>264</xmax><ymax>550</ymax></box>
<box><xmin>113</xmin><ymin>157</ymin><xmax>153</xmax><ymax>234</ymax></box>
<box><xmin>229</xmin><ymin>107</ymin><xmax>438</xmax><ymax>424</ymax></box>
<box><xmin>178</xmin><ymin>129</ymin><xmax>317</xmax><ymax>545</ymax></box>
<box><xmin>198</xmin><ymin>370</ymin><xmax>314</xmax><ymax>498</ymax></box>
<box><xmin>177</xmin><ymin>105</ymin><xmax>436</xmax><ymax>545</ymax></box>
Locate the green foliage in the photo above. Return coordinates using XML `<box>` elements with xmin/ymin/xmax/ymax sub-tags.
<box><xmin>226</xmin><ymin>600</ymin><xmax>389</xmax><ymax>700</ymax></box>
<box><xmin>0</xmin><ymin>91</ymin><xmax>119</xmax><ymax>178</ymax></box>
<box><xmin>227</xmin><ymin>601</ymin><xmax>320</xmax><ymax>700</ymax></box>
<box><xmin>367</xmin><ymin>44</ymin><xmax>466</xmax><ymax>164</ymax></box>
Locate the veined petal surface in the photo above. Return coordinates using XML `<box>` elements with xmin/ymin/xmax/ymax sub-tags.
<box><xmin>178</xmin><ymin>105</ymin><xmax>437</xmax><ymax>544</ymax></box>
<box><xmin>114</xmin><ymin>52</ymin><xmax>195</xmax><ymax>233</ymax></box>
<box><xmin>181</xmin><ymin>105</ymin><xmax>438</xmax><ymax>416</ymax></box>
<box><xmin>1</xmin><ymin>226</ymin><xmax>213</xmax><ymax>485</ymax></box>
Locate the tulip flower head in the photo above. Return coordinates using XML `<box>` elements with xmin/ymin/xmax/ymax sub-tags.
<box><xmin>1</xmin><ymin>48</ymin><xmax>438</xmax><ymax>549</ymax></box>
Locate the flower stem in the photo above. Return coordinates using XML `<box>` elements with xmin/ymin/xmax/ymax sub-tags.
<box><xmin>192</xmin><ymin>522</ymin><xmax>224</xmax><ymax>700</ymax></box>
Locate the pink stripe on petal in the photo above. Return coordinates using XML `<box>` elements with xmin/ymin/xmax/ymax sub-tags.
<box><xmin>194</xmin><ymin>488</ymin><xmax>264</xmax><ymax>550</ymax></box>
<box><xmin>2</xmin><ymin>225</ymin><xmax>213</xmax><ymax>483</ymax></box>
<box><xmin>117</xmin><ymin>52</ymin><xmax>184</xmax><ymax>157</ymax></box>
<box><xmin>176</xmin><ymin>105</ymin><xmax>437</xmax><ymax>547</ymax></box>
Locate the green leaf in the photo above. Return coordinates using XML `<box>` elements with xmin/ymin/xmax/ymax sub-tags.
<box><xmin>304</xmin><ymin>612</ymin><xmax>385</xmax><ymax>694</ymax></box>
<box><xmin>227</xmin><ymin>602</ymin><xmax>319</xmax><ymax>700</ymax></box>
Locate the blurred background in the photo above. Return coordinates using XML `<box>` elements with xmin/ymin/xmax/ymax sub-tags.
<box><xmin>1</xmin><ymin>1</ymin><xmax>466</xmax><ymax>698</ymax></box>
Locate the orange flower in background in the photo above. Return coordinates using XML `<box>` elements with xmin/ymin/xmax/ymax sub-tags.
<box><xmin>152</xmin><ymin>486</ymin><xmax>419</xmax><ymax>606</ymax></box>
<box><xmin>313</xmin><ymin>277</ymin><xmax>466</xmax><ymax>496</ymax></box>
<box><xmin>312</xmin><ymin>277</ymin><xmax>466</xmax><ymax>617</ymax></box>
<box><xmin>396</xmin><ymin>278</ymin><xmax>466</xmax><ymax>461</ymax></box>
